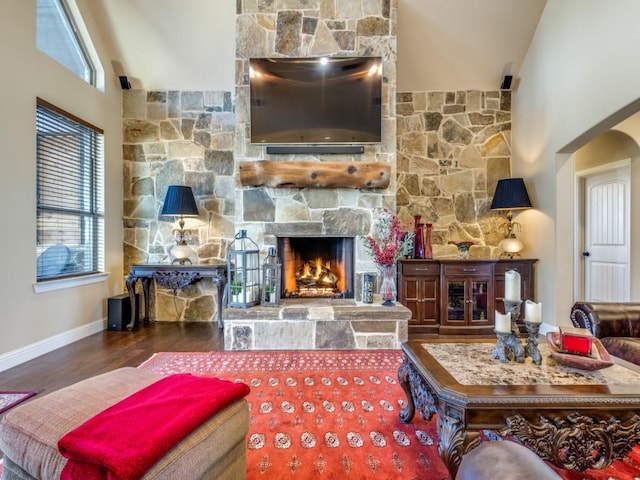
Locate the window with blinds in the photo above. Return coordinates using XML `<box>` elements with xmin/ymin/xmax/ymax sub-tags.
<box><xmin>36</xmin><ymin>98</ymin><xmax>104</xmax><ymax>281</ymax></box>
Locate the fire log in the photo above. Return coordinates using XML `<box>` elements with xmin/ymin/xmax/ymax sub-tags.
<box><xmin>239</xmin><ymin>160</ymin><xmax>390</xmax><ymax>189</ymax></box>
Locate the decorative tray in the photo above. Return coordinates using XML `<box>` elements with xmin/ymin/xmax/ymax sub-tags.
<box><xmin>546</xmin><ymin>332</ymin><xmax>614</xmax><ymax>370</ymax></box>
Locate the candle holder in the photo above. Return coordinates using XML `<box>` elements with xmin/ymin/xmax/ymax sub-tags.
<box><xmin>493</xmin><ymin>299</ymin><xmax>525</xmax><ymax>363</ymax></box>
<box><xmin>492</xmin><ymin>330</ymin><xmax>511</xmax><ymax>363</ymax></box>
<box><xmin>524</xmin><ymin>320</ymin><xmax>542</xmax><ymax>365</ymax></box>
<box><xmin>503</xmin><ymin>299</ymin><xmax>522</xmax><ymax>322</ymax></box>
<box><xmin>492</xmin><ymin>327</ymin><xmax>526</xmax><ymax>363</ymax></box>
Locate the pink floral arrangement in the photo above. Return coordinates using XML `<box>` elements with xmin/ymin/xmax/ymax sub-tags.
<box><xmin>364</xmin><ymin>209</ymin><xmax>415</xmax><ymax>266</ymax></box>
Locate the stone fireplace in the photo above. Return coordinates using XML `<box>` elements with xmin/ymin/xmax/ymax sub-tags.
<box><xmin>278</xmin><ymin>236</ymin><xmax>354</xmax><ymax>299</ymax></box>
<box><xmin>233</xmin><ymin>0</ymin><xmax>398</xmax><ymax>301</ymax></box>
<box><xmin>120</xmin><ymin>0</ymin><xmax>511</xmax><ymax>342</ymax></box>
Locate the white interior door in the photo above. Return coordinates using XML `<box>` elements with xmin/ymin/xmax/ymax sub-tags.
<box><xmin>583</xmin><ymin>166</ymin><xmax>631</xmax><ymax>302</ymax></box>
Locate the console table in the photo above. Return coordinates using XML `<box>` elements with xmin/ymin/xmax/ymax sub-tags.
<box><xmin>125</xmin><ymin>263</ymin><xmax>226</xmax><ymax>330</ymax></box>
<box><xmin>399</xmin><ymin>339</ymin><xmax>640</xmax><ymax>477</ymax></box>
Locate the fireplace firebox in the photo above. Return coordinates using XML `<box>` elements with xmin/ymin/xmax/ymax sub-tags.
<box><xmin>277</xmin><ymin>236</ymin><xmax>354</xmax><ymax>299</ymax></box>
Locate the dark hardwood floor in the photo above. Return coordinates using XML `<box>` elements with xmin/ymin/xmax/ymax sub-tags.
<box><xmin>0</xmin><ymin>322</ymin><xmax>224</xmax><ymax>402</ymax></box>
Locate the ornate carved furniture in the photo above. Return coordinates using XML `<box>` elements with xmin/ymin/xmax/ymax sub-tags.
<box><xmin>0</xmin><ymin>368</ymin><xmax>249</xmax><ymax>480</ymax></box>
<box><xmin>398</xmin><ymin>259</ymin><xmax>536</xmax><ymax>335</ymax></box>
<box><xmin>398</xmin><ymin>339</ymin><xmax>640</xmax><ymax>477</ymax></box>
<box><xmin>125</xmin><ymin>263</ymin><xmax>226</xmax><ymax>330</ymax></box>
<box><xmin>571</xmin><ymin>301</ymin><xmax>640</xmax><ymax>367</ymax></box>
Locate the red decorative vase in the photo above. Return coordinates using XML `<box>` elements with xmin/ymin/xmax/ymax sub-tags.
<box><xmin>425</xmin><ymin>223</ymin><xmax>433</xmax><ymax>259</ymax></box>
<box><xmin>413</xmin><ymin>215</ymin><xmax>425</xmax><ymax>259</ymax></box>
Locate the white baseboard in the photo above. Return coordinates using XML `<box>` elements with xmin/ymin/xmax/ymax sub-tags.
<box><xmin>0</xmin><ymin>318</ymin><xmax>106</xmax><ymax>373</ymax></box>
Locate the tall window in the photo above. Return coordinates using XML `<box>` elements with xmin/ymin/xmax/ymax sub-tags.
<box><xmin>36</xmin><ymin>0</ymin><xmax>96</xmax><ymax>86</ymax></box>
<box><xmin>36</xmin><ymin>98</ymin><xmax>104</xmax><ymax>281</ymax></box>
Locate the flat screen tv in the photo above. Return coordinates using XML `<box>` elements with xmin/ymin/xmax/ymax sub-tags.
<box><xmin>249</xmin><ymin>56</ymin><xmax>382</xmax><ymax>145</ymax></box>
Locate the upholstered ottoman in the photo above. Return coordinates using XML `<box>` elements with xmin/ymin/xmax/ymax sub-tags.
<box><xmin>455</xmin><ymin>441</ymin><xmax>561</xmax><ymax>480</ymax></box>
<box><xmin>0</xmin><ymin>367</ymin><xmax>249</xmax><ymax>480</ymax></box>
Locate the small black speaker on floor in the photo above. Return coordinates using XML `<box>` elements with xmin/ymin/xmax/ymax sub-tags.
<box><xmin>107</xmin><ymin>293</ymin><xmax>138</xmax><ymax>331</ymax></box>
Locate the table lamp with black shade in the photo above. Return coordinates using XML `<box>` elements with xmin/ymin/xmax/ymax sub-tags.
<box><xmin>490</xmin><ymin>178</ymin><xmax>532</xmax><ymax>258</ymax></box>
<box><xmin>161</xmin><ymin>185</ymin><xmax>199</xmax><ymax>264</ymax></box>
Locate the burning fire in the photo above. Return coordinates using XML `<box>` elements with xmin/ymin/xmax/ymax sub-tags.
<box><xmin>294</xmin><ymin>257</ymin><xmax>339</xmax><ymax>296</ymax></box>
<box><xmin>300</xmin><ymin>258</ymin><xmax>334</xmax><ymax>284</ymax></box>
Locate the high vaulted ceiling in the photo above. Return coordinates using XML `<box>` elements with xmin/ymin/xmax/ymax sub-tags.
<box><xmin>87</xmin><ymin>0</ymin><xmax>547</xmax><ymax>93</ymax></box>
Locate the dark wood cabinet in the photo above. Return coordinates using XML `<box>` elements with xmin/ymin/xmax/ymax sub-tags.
<box><xmin>397</xmin><ymin>261</ymin><xmax>440</xmax><ymax>335</ymax></box>
<box><xmin>440</xmin><ymin>261</ymin><xmax>494</xmax><ymax>335</ymax></box>
<box><xmin>398</xmin><ymin>258</ymin><xmax>537</xmax><ymax>336</ymax></box>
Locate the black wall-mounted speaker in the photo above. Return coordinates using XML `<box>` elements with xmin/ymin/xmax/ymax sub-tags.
<box><xmin>119</xmin><ymin>75</ymin><xmax>131</xmax><ymax>90</ymax></box>
<box><xmin>501</xmin><ymin>75</ymin><xmax>513</xmax><ymax>90</ymax></box>
<box><xmin>266</xmin><ymin>145</ymin><xmax>365</xmax><ymax>155</ymax></box>
<box><xmin>107</xmin><ymin>293</ymin><xmax>138</xmax><ymax>331</ymax></box>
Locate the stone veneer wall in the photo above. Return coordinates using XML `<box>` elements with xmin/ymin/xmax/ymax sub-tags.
<box><xmin>120</xmin><ymin>3</ymin><xmax>515</xmax><ymax>323</ymax></box>
<box><xmin>396</xmin><ymin>90</ymin><xmax>512</xmax><ymax>259</ymax></box>
<box><xmin>234</xmin><ymin>0</ymin><xmax>398</xmax><ymax>291</ymax></box>
<box><xmin>122</xmin><ymin>90</ymin><xmax>235</xmax><ymax>321</ymax></box>
<box><xmin>121</xmin><ymin>0</ymin><xmax>399</xmax><ymax>322</ymax></box>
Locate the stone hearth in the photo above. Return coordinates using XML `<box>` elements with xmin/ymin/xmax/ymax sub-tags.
<box><xmin>223</xmin><ymin>300</ymin><xmax>410</xmax><ymax>351</ymax></box>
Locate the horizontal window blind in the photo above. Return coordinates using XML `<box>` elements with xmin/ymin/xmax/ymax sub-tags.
<box><xmin>36</xmin><ymin>98</ymin><xmax>104</xmax><ymax>281</ymax></box>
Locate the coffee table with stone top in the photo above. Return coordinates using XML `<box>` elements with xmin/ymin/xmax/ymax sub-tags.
<box><xmin>398</xmin><ymin>338</ymin><xmax>640</xmax><ymax>477</ymax></box>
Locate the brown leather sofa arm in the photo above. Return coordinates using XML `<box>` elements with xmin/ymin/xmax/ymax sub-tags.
<box><xmin>570</xmin><ymin>302</ymin><xmax>640</xmax><ymax>338</ymax></box>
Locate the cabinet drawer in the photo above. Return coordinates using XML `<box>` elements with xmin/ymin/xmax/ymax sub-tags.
<box><xmin>401</xmin><ymin>262</ymin><xmax>440</xmax><ymax>275</ymax></box>
<box><xmin>494</xmin><ymin>263</ymin><xmax>527</xmax><ymax>275</ymax></box>
<box><xmin>443</xmin><ymin>264</ymin><xmax>492</xmax><ymax>276</ymax></box>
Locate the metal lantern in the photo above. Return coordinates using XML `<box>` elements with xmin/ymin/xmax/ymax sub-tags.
<box><xmin>227</xmin><ymin>230</ymin><xmax>260</xmax><ymax>308</ymax></box>
<box><xmin>262</xmin><ymin>247</ymin><xmax>282</xmax><ymax>306</ymax></box>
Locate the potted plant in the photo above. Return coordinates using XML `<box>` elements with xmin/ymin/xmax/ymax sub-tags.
<box><xmin>264</xmin><ymin>284</ymin><xmax>276</xmax><ymax>303</ymax></box>
<box><xmin>230</xmin><ymin>279</ymin><xmax>244</xmax><ymax>303</ymax></box>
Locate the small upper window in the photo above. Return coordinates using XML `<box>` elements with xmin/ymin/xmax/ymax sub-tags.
<box><xmin>36</xmin><ymin>0</ymin><xmax>96</xmax><ymax>86</ymax></box>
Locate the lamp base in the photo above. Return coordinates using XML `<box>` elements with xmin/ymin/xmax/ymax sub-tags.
<box><xmin>499</xmin><ymin>236</ymin><xmax>523</xmax><ymax>258</ymax></box>
<box><xmin>170</xmin><ymin>242</ymin><xmax>196</xmax><ymax>265</ymax></box>
<box><xmin>172</xmin><ymin>257</ymin><xmax>192</xmax><ymax>265</ymax></box>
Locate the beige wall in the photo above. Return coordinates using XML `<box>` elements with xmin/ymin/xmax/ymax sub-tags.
<box><xmin>0</xmin><ymin>0</ymin><xmax>123</xmax><ymax>369</ymax></box>
<box><xmin>88</xmin><ymin>0</ymin><xmax>236</xmax><ymax>91</ymax></box>
<box><xmin>512</xmin><ymin>0</ymin><xmax>640</xmax><ymax>326</ymax></box>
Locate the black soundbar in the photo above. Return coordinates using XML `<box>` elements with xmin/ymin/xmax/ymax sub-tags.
<box><xmin>266</xmin><ymin>145</ymin><xmax>365</xmax><ymax>155</ymax></box>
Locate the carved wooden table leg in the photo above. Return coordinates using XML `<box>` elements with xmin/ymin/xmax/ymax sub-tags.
<box><xmin>125</xmin><ymin>273</ymin><xmax>138</xmax><ymax>330</ymax></box>
<box><xmin>141</xmin><ymin>277</ymin><xmax>151</xmax><ymax>324</ymax></box>
<box><xmin>437</xmin><ymin>410</ymin><xmax>468</xmax><ymax>477</ymax></box>
<box><xmin>210</xmin><ymin>271</ymin><xmax>226</xmax><ymax>329</ymax></box>
<box><xmin>398</xmin><ymin>357</ymin><xmax>438</xmax><ymax>424</ymax></box>
<box><xmin>398</xmin><ymin>357</ymin><xmax>416</xmax><ymax>423</ymax></box>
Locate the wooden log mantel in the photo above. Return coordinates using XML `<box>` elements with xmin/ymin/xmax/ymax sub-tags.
<box><xmin>239</xmin><ymin>160</ymin><xmax>391</xmax><ymax>189</ymax></box>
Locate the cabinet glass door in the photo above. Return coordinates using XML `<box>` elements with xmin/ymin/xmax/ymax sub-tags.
<box><xmin>447</xmin><ymin>281</ymin><xmax>465</xmax><ymax>321</ymax></box>
<box><xmin>471</xmin><ymin>280</ymin><xmax>489</xmax><ymax>322</ymax></box>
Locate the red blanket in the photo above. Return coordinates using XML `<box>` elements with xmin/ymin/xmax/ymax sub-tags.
<box><xmin>57</xmin><ymin>374</ymin><xmax>250</xmax><ymax>480</ymax></box>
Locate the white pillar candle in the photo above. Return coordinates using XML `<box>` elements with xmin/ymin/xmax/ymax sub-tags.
<box><xmin>504</xmin><ymin>270</ymin><xmax>521</xmax><ymax>301</ymax></box>
<box><xmin>525</xmin><ymin>300</ymin><xmax>542</xmax><ymax>323</ymax></box>
<box><xmin>495</xmin><ymin>311</ymin><xmax>512</xmax><ymax>333</ymax></box>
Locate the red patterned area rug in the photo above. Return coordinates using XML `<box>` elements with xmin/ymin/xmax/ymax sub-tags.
<box><xmin>139</xmin><ymin>350</ymin><xmax>450</xmax><ymax>479</ymax></box>
<box><xmin>138</xmin><ymin>351</ymin><xmax>640</xmax><ymax>480</ymax></box>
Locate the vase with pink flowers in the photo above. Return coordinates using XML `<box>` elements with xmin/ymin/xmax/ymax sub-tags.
<box><xmin>363</xmin><ymin>209</ymin><xmax>414</xmax><ymax>306</ymax></box>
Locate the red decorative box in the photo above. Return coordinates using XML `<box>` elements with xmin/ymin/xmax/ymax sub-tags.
<box><xmin>559</xmin><ymin>327</ymin><xmax>593</xmax><ymax>356</ymax></box>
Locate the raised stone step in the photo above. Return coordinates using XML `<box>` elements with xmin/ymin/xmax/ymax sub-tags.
<box><xmin>223</xmin><ymin>299</ymin><xmax>410</xmax><ymax>350</ymax></box>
